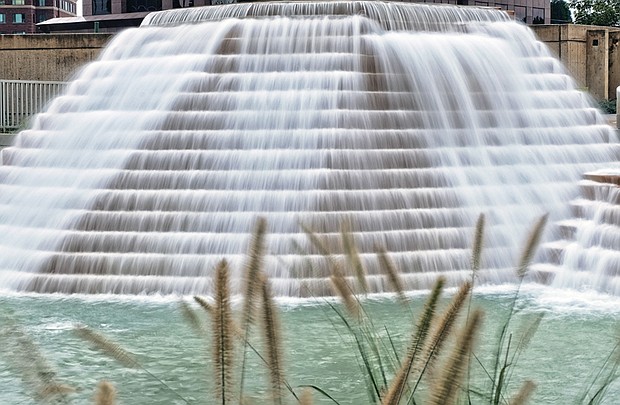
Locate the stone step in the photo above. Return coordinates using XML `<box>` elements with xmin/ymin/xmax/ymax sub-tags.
<box><xmin>15</xmin><ymin>125</ymin><xmax>614</xmax><ymax>150</ymax></box>
<box><xmin>528</xmin><ymin>263</ymin><xmax>560</xmax><ymax>285</ymax></box>
<box><xmin>7</xmin><ymin>267</ymin><xmax>513</xmax><ymax>297</ymax></box>
<box><xmin>0</xmin><ymin>134</ymin><xmax>16</xmax><ymax>147</ymax></box>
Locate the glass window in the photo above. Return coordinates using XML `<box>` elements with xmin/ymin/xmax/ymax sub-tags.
<box><xmin>38</xmin><ymin>0</ymin><xmax>45</xmax><ymax>5</ymax></box>
<box><xmin>533</xmin><ymin>7</ymin><xmax>545</xmax><ymax>24</ymax></box>
<box><xmin>172</xmin><ymin>0</ymin><xmax>192</xmax><ymax>8</ymax></box>
<box><xmin>92</xmin><ymin>0</ymin><xmax>111</xmax><ymax>14</ymax></box>
<box><xmin>514</xmin><ymin>5</ymin><xmax>527</xmax><ymax>23</ymax></box>
<box><xmin>37</xmin><ymin>12</ymin><xmax>46</xmax><ymax>22</ymax></box>
<box><xmin>13</xmin><ymin>0</ymin><xmax>25</xmax><ymax>4</ymax></box>
<box><xmin>13</xmin><ymin>13</ymin><xmax>26</xmax><ymax>23</ymax></box>
<box><xmin>0</xmin><ymin>14</ymin><xmax>5</xmax><ymax>24</ymax></box>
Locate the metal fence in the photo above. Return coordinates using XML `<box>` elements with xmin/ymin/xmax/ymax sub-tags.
<box><xmin>0</xmin><ymin>80</ymin><xmax>66</xmax><ymax>133</ymax></box>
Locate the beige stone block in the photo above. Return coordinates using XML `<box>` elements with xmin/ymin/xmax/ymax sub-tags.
<box><xmin>608</xmin><ymin>32</ymin><xmax>620</xmax><ymax>100</ymax></box>
<box><xmin>0</xmin><ymin>35</ymin><xmax>112</xmax><ymax>82</ymax></box>
<box><xmin>586</xmin><ymin>30</ymin><xmax>609</xmax><ymax>100</ymax></box>
<box><xmin>561</xmin><ymin>41</ymin><xmax>587</xmax><ymax>88</ymax></box>
<box><xmin>531</xmin><ymin>25</ymin><xmax>559</xmax><ymax>42</ymax></box>
<box><xmin>562</xmin><ymin>24</ymin><xmax>588</xmax><ymax>42</ymax></box>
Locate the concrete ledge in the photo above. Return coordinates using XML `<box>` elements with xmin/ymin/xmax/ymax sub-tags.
<box><xmin>0</xmin><ymin>34</ymin><xmax>112</xmax><ymax>82</ymax></box>
<box><xmin>0</xmin><ymin>135</ymin><xmax>16</xmax><ymax>148</ymax></box>
<box><xmin>584</xmin><ymin>171</ymin><xmax>620</xmax><ymax>186</ymax></box>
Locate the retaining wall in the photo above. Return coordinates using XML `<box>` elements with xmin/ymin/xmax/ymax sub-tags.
<box><xmin>0</xmin><ymin>34</ymin><xmax>113</xmax><ymax>82</ymax></box>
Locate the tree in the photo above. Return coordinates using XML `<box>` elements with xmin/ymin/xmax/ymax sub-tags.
<box><xmin>551</xmin><ymin>0</ymin><xmax>573</xmax><ymax>24</ymax></box>
<box><xmin>570</xmin><ymin>0</ymin><xmax>620</xmax><ymax>26</ymax></box>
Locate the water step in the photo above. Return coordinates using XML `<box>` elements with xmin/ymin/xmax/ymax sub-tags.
<box><xmin>584</xmin><ymin>171</ymin><xmax>620</xmax><ymax>186</ymax></box>
<box><xmin>0</xmin><ymin>135</ymin><xmax>16</xmax><ymax>147</ymax></box>
<box><xmin>15</xmin><ymin>126</ymin><xmax>614</xmax><ymax>150</ymax></box>
<box><xmin>5</xmin><ymin>145</ymin><xmax>614</xmax><ymax>170</ymax></box>
<box><xmin>556</xmin><ymin>218</ymin><xmax>590</xmax><ymax>239</ymax></box>
<box><xmin>10</xmin><ymin>268</ymin><xmax>515</xmax><ymax>296</ymax></box>
<box><xmin>29</xmin><ymin>248</ymin><xmax>490</xmax><ymax>278</ymax></box>
<box><xmin>578</xmin><ymin>180</ymin><xmax>620</xmax><ymax>203</ymax></box>
<box><xmin>0</xmin><ymin>164</ymin><xmax>603</xmax><ymax>190</ymax></box>
<box><xmin>528</xmin><ymin>263</ymin><xmax>560</xmax><ymax>284</ymax></box>
<box><xmin>0</xmin><ymin>180</ymin><xmax>580</xmax><ymax>211</ymax></box>
<box><xmin>540</xmin><ymin>240</ymin><xmax>572</xmax><ymax>265</ymax></box>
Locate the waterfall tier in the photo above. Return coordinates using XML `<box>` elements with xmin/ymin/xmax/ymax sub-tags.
<box><xmin>0</xmin><ymin>1</ymin><xmax>619</xmax><ymax>296</ymax></box>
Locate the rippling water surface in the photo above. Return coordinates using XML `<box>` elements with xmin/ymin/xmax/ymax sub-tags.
<box><xmin>0</xmin><ymin>285</ymin><xmax>617</xmax><ymax>404</ymax></box>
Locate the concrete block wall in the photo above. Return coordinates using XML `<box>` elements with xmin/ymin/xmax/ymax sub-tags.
<box><xmin>0</xmin><ymin>34</ymin><xmax>112</xmax><ymax>82</ymax></box>
<box><xmin>532</xmin><ymin>24</ymin><xmax>620</xmax><ymax>101</ymax></box>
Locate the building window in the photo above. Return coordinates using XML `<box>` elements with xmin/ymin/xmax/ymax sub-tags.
<box><xmin>532</xmin><ymin>7</ymin><xmax>545</xmax><ymax>24</ymax></box>
<box><xmin>13</xmin><ymin>0</ymin><xmax>25</xmax><ymax>4</ymax></box>
<box><xmin>37</xmin><ymin>12</ymin><xmax>46</xmax><ymax>22</ymax></box>
<box><xmin>38</xmin><ymin>0</ymin><xmax>45</xmax><ymax>5</ymax></box>
<box><xmin>0</xmin><ymin>14</ymin><xmax>5</xmax><ymax>24</ymax></box>
<box><xmin>514</xmin><ymin>5</ymin><xmax>526</xmax><ymax>23</ymax></box>
<box><xmin>92</xmin><ymin>0</ymin><xmax>111</xmax><ymax>14</ymax></box>
<box><xmin>13</xmin><ymin>13</ymin><xmax>26</xmax><ymax>23</ymax></box>
<box><xmin>172</xmin><ymin>0</ymin><xmax>191</xmax><ymax>8</ymax></box>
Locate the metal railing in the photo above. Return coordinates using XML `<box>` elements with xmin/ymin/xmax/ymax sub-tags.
<box><xmin>0</xmin><ymin>80</ymin><xmax>66</xmax><ymax>133</ymax></box>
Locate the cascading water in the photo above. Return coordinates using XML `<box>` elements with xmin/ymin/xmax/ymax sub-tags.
<box><xmin>0</xmin><ymin>1</ymin><xmax>618</xmax><ymax>297</ymax></box>
<box><xmin>551</xmin><ymin>170</ymin><xmax>620</xmax><ymax>295</ymax></box>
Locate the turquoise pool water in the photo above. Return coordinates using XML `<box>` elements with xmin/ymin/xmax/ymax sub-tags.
<box><xmin>0</xmin><ymin>284</ymin><xmax>617</xmax><ymax>404</ymax></box>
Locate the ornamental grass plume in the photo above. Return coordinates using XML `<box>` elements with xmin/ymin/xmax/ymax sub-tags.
<box><xmin>471</xmin><ymin>213</ymin><xmax>485</xmax><ymax>274</ymax></box>
<box><xmin>239</xmin><ymin>217</ymin><xmax>268</xmax><ymax>403</ymax></box>
<box><xmin>516</xmin><ymin>214</ymin><xmax>548</xmax><ymax>279</ymax></box>
<box><xmin>299</xmin><ymin>388</ymin><xmax>314</xmax><ymax>405</ymax></box>
<box><xmin>74</xmin><ymin>326</ymin><xmax>139</xmax><ymax>369</ymax></box>
<box><xmin>376</xmin><ymin>246</ymin><xmax>407</xmax><ymax>305</ymax></box>
<box><xmin>212</xmin><ymin>259</ymin><xmax>235</xmax><ymax>405</ymax></box>
<box><xmin>242</xmin><ymin>217</ymin><xmax>268</xmax><ymax>332</ymax></box>
<box><xmin>419</xmin><ymin>281</ymin><xmax>472</xmax><ymax>381</ymax></box>
<box><xmin>381</xmin><ymin>277</ymin><xmax>445</xmax><ymax>405</ymax></box>
<box><xmin>0</xmin><ymin>313</ymin><xmax>75</xmax><ymax>403</ymax></box>
<box><xmin>94</xmin><ymin>380</ymin><xmax>117</xmax><ymax>405</ymax></box>
<box><xmin>330</xmin><ymin>266</ymin><xmax>360</xmax><ymax>318</ymax></box>
<box><xmin>341</xmin><ymin>221</ymin><xmax>369</xmax><ymax>294</ymax></box>
<box><xmin>429</xmin><ymin>309</ymin><xmax>484</xmax><ymax>405</ymax></box>
<box><xmin>508</xmin><ymin>380</ymin><xmax>536</xmax><ymax>405</ymax></box>
<box><xmin>260</xmin><ymin>274</ymin><xmax>285</xmax><ymax>405</ymax></box>
<box><xmin>194</xmin><ymin>295</ymin><xmax>214</xmax><ymax>315</ymax></box>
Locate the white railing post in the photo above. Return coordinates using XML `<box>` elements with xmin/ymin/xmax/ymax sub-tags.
<box><xmin>0</xmin><ymin>80</ymin><xmax>66</xmax><ymax>133</ymax></box>
<box><xmin>617</xmin><ymin>86</ymin><xmax>620</xmax><ymax>130</ymax></box>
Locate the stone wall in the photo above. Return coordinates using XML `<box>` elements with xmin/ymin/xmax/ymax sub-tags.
<box><xmin>0</xmin><ymin>34</ymin><xmax>113</xmax><ymax>82</ymax></box>
<box><xmin>532</xmin><ymin>24</ymin><xmax>620</xmax><ymax>101</ymax></box>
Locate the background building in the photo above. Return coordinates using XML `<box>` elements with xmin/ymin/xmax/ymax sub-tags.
<box><xmin>39</xmin><ymin>0</ymin><xmax>549</xmax><ymax>33</ymax></box>
<box><xmin>421</xmin><ymin>0</ymin><xmax>550</xmax><ymax>24</ymax></box>
<box><xmin>0</xmin><ymin>0</ymin><xmax>77</xmax><ymax>34</ymax></box>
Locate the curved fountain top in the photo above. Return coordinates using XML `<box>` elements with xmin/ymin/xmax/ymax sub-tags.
<box><xmin>141</xmin><ymin>1</ymin><xmax>510</xmax><ymax>31</ymax></box>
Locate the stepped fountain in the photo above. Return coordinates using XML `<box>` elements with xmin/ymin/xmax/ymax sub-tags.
<box><xmin>0</xmin><ymin>1</ymin><xmax>618</xmax><ymax>296</ymax></box>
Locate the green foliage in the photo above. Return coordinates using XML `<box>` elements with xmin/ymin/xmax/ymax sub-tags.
<box><xmin>570</xmin><ymin>0</ymin><xmax>620</xmax><ymax>26</ymax></box>
<box><xmin>598</xmin><ymin>99</ymin><xmax>617</xmax><ymax>114</ymax></box>
<box><xmin>551</xmin><ymin>0</ymin><xmax>573</xmax><ymax>23</ymax></box>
